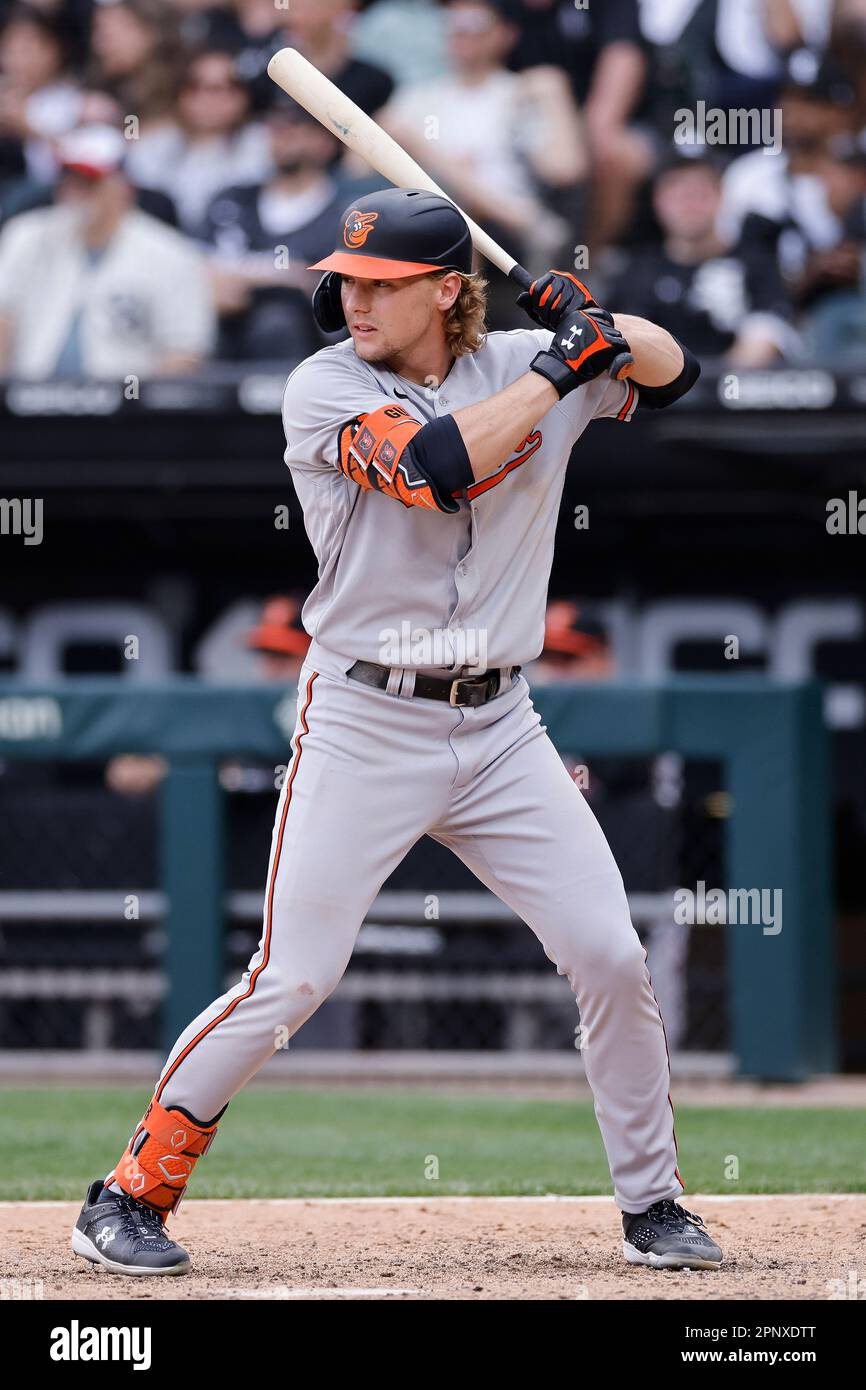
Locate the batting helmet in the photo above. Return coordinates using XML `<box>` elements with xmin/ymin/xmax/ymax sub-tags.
<box><xmin>308</xmin><ymin>187</ymin><xmax>473</xmax><ymax>333</ymax></box>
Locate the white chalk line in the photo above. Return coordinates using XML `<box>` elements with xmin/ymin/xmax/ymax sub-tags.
<box><xmin>1</xmin><ymin>1192</ymin><xmax>864</xmax><ymax>1209</ymax></box>
<box><xmin>218</xmin><ymin>1286</ymin><xmax>420</xmax><ymax>1299</ymax></box>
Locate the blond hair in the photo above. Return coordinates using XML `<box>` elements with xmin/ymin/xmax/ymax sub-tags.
<box><xmin>432</xmin><ymin>270</ymin><xmax>489</xmax><ymax>357</ymax></box>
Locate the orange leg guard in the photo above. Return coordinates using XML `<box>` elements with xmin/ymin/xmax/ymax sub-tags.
<box><xmin>111</xmin><ymin>1098</ymin><xmax>220</xmax><ymax>1218</ymax></box>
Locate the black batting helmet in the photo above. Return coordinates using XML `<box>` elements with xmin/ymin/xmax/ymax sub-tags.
<box><xmin>309</xmin><ymin>187</ymin><xmax>473</xmax><ymax>333</ymax></box>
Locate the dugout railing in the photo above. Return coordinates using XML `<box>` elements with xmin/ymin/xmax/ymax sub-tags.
<box><xmin>0</xmin><ymin>677</ymin><xmax>834</xmax><ymax>1080</ymax></box>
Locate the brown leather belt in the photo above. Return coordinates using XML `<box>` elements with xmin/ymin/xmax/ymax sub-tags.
<box><xmin>347</xmin><ymin>660</ymin><xmax>520</xmax><ymax>708</ymax></box>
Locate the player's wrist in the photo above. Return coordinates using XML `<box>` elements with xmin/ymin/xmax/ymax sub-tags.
<box><xmin>519</xmin><ymin>368</ymin><xmax>560</xmax><ymax>410</ymax></box>
<box><xmin>530</xmin><ymin>304</ymin><xmax>634</xmax><ymax>398</ymax></box>
<box><xmin>530</xmin><ymin>351</ymin><xmax>582</xmax><ymax>399</ymax></box>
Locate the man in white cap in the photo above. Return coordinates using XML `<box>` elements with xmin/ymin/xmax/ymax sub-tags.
<box><xmin>0</xmin><ymin>125</ymin><xmax>215</xmax><ymax>379</ymax></box>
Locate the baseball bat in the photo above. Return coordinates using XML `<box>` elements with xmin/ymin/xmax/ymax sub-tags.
<box><xmin>266</xmin><ymin>47</ymin><xmax>633</xmax><ymax>381</ymax></box>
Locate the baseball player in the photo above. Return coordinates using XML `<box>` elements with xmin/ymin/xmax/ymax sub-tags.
<box><xmin>72</xmin><ymin>188</ymin><xmax>722</xmax><ymax>1276</ymax></box>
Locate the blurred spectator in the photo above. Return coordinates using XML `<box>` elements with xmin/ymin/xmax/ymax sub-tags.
<box><xmin>104</xmin><ymin>751</ymin><xmax>168</xmax><ymax>795</ymax></box>
<box><xmin>245</xmin><ymin>593</ymin><xmax>311</xmax><ymax>682</ymax></box>
<box><xmin>0</xmin><ymin>4</ymin><xmax>127</xmax><ymax>221</ymax></box>
<box><xmin>507</xmin><ymin>0</ymin><xmax>650</xmax><ymax>251</ymax></box>
<box><xmin>0</xmin><ymin>124</ymin><xmax>214</xmax><ymax>377</ymax></box>
<box><xmin>639</xmin><ymin>0</ymin><xmax>833</xmax><ymax>130</ymax></box>
<box><xmin>606</xmin><ymin>154</ymin><xmax>797</xmax><ymax>364</ymax></box>
<box><xmin>831</xmin><ymin>0</ymin><xmax>866</xmax><ymax>119</ymax></box>
<box><xmin>124</xmin><ymin>46</ymin><xmax>271</xmax><ymax>231</ymax></box>
<box><xmin>105</xmin><ymin>594</ymin><xmax>310</xmax><ymax>796</ymax></box>
<box><xmin>381</xmin><ymin>0</ymin><xmax>585</xmax><ymax>271</ymax></box>
<box><xmin>0</xmin><ymin>7</ymin><xmax>78</xmax><ymax>186</ymax></box>
<box><xmin>0</xmin><ymin>112</ymin><xmax>183</xmax><ymax>226</ymax></box>
<box><xmin>88</xmin><ymin>0</ymin><xmax>182</xmax><ymax>126</ymax></box>
<box><xmin>717</xmin><ymin>68</ymin><xmax>866</xmax><ymax>359</ymax></box>
<box><xmin>169</xmin><ymin>0</ymin><xmax>290</xmax><ymax>106</ymax></box>
<box><xmin>199</xmin><ymin>92</ymin><xmax>362</xmax><ymax>360</ymax></box>
<box><xmin>279</xmin><ymin>0</ymin><xmax>393</xmax><ymax>116</ymax></box>
<box><xmin>351</xmin><ymin>0</ymin><xmax>448</xmax><ymax>87</ymax></box>
<box><xmin>791</xmin><ymin>131</ymin><xmax>866</xmax><ymax>357</ymax></box>
<box><xmin>718</xmin><ymin>70</ymin><xmax>857</xmax><ymax>243</ymax></box>
<box><xmin>0</xmin><ymin>0</ymin><xmax>861</xmax><ymax>361</ymax></box>
<box><xmin>220</xmin><ymin>588</ymin><xmax>313</xmax><ymax>783</ymax></box>
<box><xmin>526</xmin><ymin>599</ymin><xmax>615</xmax><ymax>684</ymax></box>
<box><xmin>508</xmin><ymin>0</ymin><xmax>641</xmax><ymax>103</ymax></box>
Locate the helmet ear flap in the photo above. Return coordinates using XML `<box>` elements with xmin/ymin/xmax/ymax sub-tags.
<box><xmin>312</xmin><ymin>271</ymin><xmax>345</xmax><ymax>333</ymax></box>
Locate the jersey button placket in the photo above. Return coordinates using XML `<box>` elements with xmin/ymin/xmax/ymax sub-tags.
<box><xmin>449</xmin><ymin>561</ymin><xmax>465</xmax><ymax>663</ymax></box>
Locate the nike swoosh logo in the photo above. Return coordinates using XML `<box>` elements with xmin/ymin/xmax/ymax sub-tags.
<box><xmin>393</xmin><ymin>388</ymin><xmax>409</xmax><ymax>399</ymax></box>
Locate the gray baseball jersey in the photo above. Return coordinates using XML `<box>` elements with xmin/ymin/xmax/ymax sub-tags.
<box><xmin>282</xmin><ymin>329</ymin><xmax>638</xmax><ymax>673</ymax></box>
<box><xmin>137</xmin><ymin>327</ymin><xmax>684</xmax><ymax>1223</ymax></box>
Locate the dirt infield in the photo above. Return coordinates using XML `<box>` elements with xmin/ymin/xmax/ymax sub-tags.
<box><xmin>2</xmin><ymin>1195</ymin><xmax>864</xmax><ymax>1300</ymax></box>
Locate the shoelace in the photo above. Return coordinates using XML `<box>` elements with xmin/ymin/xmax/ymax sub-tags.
<box><xmin>112</xmin><ymin>1192</ymin><xmax>169</xmax><ymax>1244</ymax></box>
<box><xmin>645</xmin><ymin>1200</ymin><xmax>706</xmax><ymax>1232</ymax></box>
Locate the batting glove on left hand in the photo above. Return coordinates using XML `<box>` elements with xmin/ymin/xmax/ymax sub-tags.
<box><xmin>530</xmin><ymin>305</ymin><xmax>634</xmax><ymax>398</ymax></box>
<box><xmin>517</xmin><ymin>270</ymin><xmax>599</xmax><ymax>329</ymax></box>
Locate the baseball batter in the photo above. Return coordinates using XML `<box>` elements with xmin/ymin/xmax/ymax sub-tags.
<box><xmin>72</xmin><ymin>188</ymin><xmax>722</xmax><ymax>1276</ymax></box>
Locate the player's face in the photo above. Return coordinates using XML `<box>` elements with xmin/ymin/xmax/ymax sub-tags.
<box><xmin>340</xmin><ymin>273</ymin><xmax>456</xmax><ymax>365</ymax></box>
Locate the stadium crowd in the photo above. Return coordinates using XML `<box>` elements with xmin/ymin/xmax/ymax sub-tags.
<box><xmin>0</xmin><ymin>0</ymin><xmax>864</xmax><ymax>378</ymax></box>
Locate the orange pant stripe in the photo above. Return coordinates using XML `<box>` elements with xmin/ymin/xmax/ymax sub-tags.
<box><xmin>153</xmin><ymin>669</ymin><xmax>319</xmax><ymax>1103</ymax></box>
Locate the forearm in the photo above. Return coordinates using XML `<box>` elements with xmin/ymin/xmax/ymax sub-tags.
<box><xmin>611</xmin><ymin>314</ymin><xmax>684</xmax><ymax>386</ymax></box>
<box><xmin>529</xmin><ymin>106</ymin><xmax>586</xmax><ymax>185</ymax></box>
<box><xmin>452</xmin><ymin>371</ymin><xmax>558</xmax><ymax>482</ymax></box>
<box><xmin>521</xmin><ymin>66</ymin><xmax>587</xmax><ymax>184</ymax></box>
<box><xmin>584</xmin><ymin>44</ymin><xmax>647</xmax><ymax>134</ymax></box>
<box><xmin>763</xmin><ymin>0</ymin><xmax>803</xmax><ymax>49</ymax></box>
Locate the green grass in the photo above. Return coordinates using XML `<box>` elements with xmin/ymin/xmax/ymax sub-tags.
<box><xmin>1</xmin><ymin>1088</ymin><xmax>863</xmax><ymax>1201</ymax></box>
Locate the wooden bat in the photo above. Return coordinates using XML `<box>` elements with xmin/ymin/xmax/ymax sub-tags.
<box><xmin>266</xmin><ymin>46</ymin><xmax>633</xmax><ymax>380</ymax></box>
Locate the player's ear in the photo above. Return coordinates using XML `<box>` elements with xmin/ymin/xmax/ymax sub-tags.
<box><xmin>433</xmin><ymin>271</ymin><xmax>462</xmax><ymax>313</ymax></box>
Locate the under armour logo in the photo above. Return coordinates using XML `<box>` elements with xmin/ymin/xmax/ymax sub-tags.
<box><xmin>560</xmin><ymin>325</ymin><xmax>583</xmax><ymax>351</ymax></box>
<box><xmin>96</xmin><ymin>1226</ymin><xmax>116</xmax><ymax>1249</ymax></box>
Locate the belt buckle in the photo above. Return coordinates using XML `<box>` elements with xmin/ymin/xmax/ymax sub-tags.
<box><xmin>449</xmin><ymin>673</ymin><xmax>495</xmax><ymax>707</ymax></box>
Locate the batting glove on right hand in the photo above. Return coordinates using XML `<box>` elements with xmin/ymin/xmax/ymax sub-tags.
<box><xmin>517</xmin><ymin>270</ymin><xmax>599</xmax><ymax>329</ymax></box>
<box><xmin>530</xmin><ymin>305</ymin><xmax>634</xmax><ymax>398</ymax></box>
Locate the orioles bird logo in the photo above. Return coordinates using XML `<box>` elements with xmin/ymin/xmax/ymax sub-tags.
<box><xmin>344</xmin><ymin>209</ymin><xmax>378</xmax><ymax>248</ymax></box>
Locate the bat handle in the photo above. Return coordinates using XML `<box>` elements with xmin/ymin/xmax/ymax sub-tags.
<box><xmin>508</xmin><ymin>264</ymin><xmax>533</xmax><ymax>292</ymax></box>
<box><xmin>507</xmin><ymin>264</ymin><xmax>634</xmax><ymax>381</ymax></box>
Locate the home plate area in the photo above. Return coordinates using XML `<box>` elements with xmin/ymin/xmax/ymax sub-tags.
<box><xmin>2</xmin><ymin>1195</ymin><xmax>864</xmax><ymax>1301</ymax></box>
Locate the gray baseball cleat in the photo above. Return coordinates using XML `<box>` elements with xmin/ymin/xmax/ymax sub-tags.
<box><xmin>72</xmin><ymin>1179</ymin><xmax>190</xmax><ymax>1276</ymax></box>
<box><xmin>622</xmin><ymin>1199</ymin><xmax>722</xmax><ymax>1270</ymax></box>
